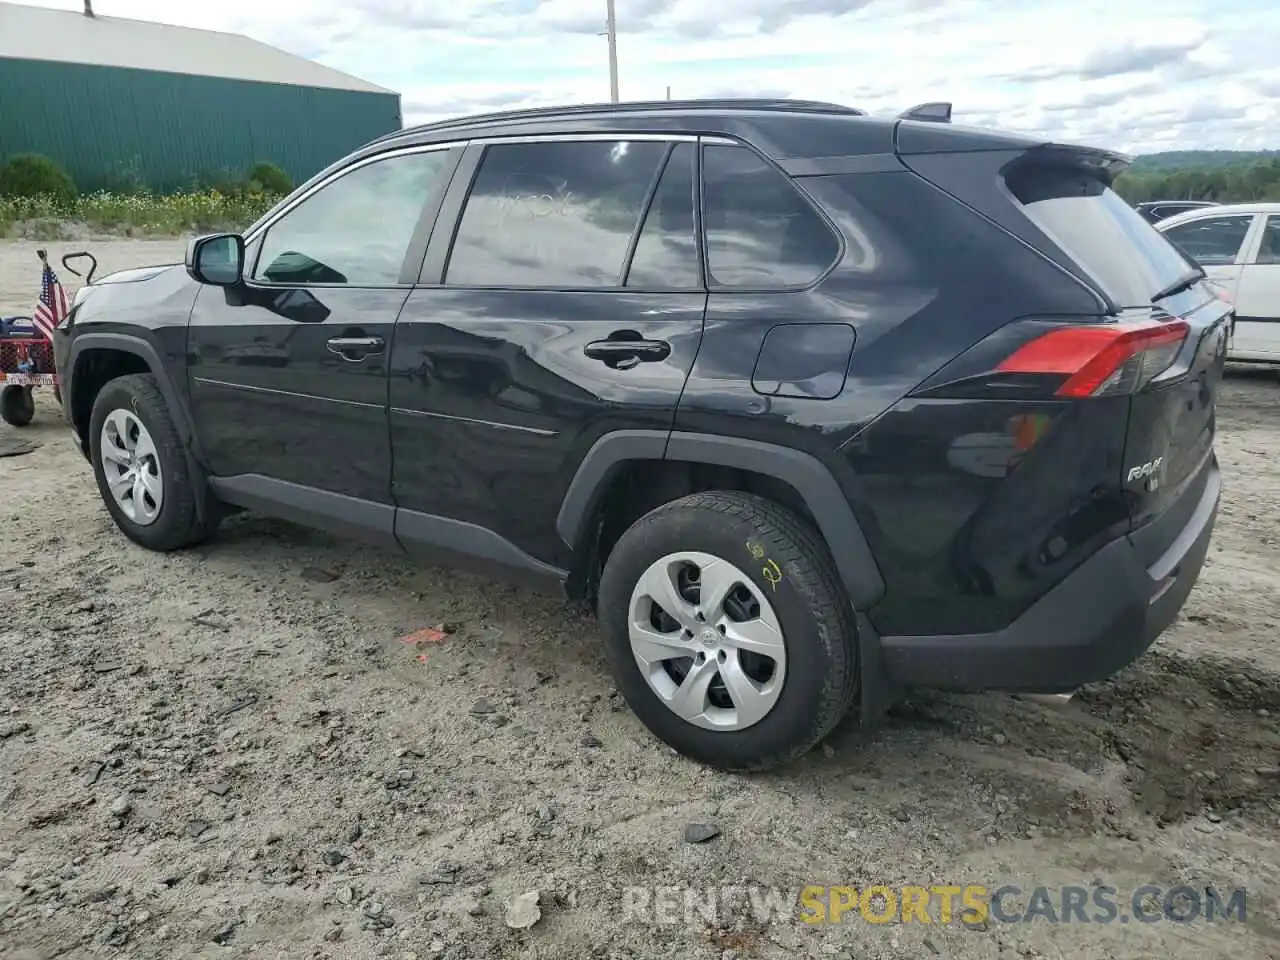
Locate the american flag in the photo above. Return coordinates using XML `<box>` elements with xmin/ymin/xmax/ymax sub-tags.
<box><xmin>32</xmin><ymin>258</ymin><xmax>69</xmax><ymax>343</ymax></box>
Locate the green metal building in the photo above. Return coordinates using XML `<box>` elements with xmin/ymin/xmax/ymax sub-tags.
<box><xmin>0</xmin><ymin>1</ymin><xmax>402</xmax><ymax>192</ymax></box>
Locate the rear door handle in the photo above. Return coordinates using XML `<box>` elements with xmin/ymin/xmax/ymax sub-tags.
<box><xmin>583</xmin><ymin>338</ymin><xmax>671</xmax><ymax>370</ymax></box>
<box><xmin>326</xmin><ymin>336</ymin><xmax>385</xmax><ymax>362</ymax></box>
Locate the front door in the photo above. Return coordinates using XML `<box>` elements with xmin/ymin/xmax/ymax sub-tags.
<box><xmin>389</xmin><ymin>135</ymin><xmax>707</xmax><ymax>573</ymax></box>
<box><xmin>187</xmin><ymin>146</ymin><xmax>461</xmax><ymax>526</ymax></box>
<box><xmin>1232</xmin><ymin>213</ymin><xmax>1280</xmax><ymax>361</ymax></box>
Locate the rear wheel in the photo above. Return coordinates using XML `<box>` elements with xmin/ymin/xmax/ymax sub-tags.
<box><xmin>597</xmin><ymin>491</ymin><xmax>858</xmax><ymax>771</ymax></box>
<box><xmin>0</xmin><ymin>386</ymin><xmax>34</xmax><ymax>427</ymax></box>
<box><xmin>89</xmin><ymin>373</ymin><xmax>217</xmax><ymax>551</ymax></box>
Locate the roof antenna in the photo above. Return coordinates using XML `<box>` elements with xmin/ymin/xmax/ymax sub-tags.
<box><xmin>84</xmin><ymin>0</ymin><xmax>95</xmax><ymax>16</ymax></box>
<box><xmin>898</xmin><ymin>102</ymin><xmax>952</xmax><ymax>123</ymax></box>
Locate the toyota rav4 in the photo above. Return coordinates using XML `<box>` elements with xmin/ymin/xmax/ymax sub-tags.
<box><xmin>52</xmin><ymin>99</ymin><xmax>1227</xmax><ymax>771</ymax></box>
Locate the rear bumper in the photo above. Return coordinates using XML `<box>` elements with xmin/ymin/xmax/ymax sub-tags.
<box><xmin>878</xmin><ymin>457</ymin><xmax>1221</xmax><ymax>693</ymax></box>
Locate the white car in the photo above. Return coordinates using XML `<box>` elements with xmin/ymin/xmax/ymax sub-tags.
<box><xmin>1155</xmin><ymin>202</ymin><xmax>1280</xmax><ymax>363</ymax></box>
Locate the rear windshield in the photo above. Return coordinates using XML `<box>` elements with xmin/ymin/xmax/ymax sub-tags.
<box><xmin>1005</xmin><ymin>165</ymin><xmax>1199</xmax><ymax>308</ymax></box>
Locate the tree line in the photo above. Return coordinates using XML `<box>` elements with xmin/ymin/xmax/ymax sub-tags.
<box><xmin>1114</xmin><ymin>156</ymin><xmax>1280</xmax><ymax>204</ymax></box>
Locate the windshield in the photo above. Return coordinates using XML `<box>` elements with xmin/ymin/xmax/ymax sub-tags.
<box><xmin>1007</xmin><ymin>166</ymin><xmax>1200</xmax><ymax>308</ymax></box>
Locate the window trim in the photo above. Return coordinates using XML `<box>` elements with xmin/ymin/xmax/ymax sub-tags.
<box><xmin>621</xmin><ymin>142</ymin><xmax>704</xmax><ymax>291</ymax></box>
<box><xmin>1159</xmin><ymin>212</ymin><xmax>1259</xmax><ymax>268</ymax></box>
<box><xmin>619</xmin><ymin>142</ymin><xmax>676</xmax><ymax>287</ymax></box>
<box><xmin>244</xmin><ymin>142</ymin><xmax>466</xmax><ymax>290</ymax></box>
<box><xmin>424</xmin><ymin>133</ymin><xmax>709</xmax><ymax>294</ymax></box>
<box><xmin>697</xmin><ymin>136</ymin><xmax>845</xmax><ymax>293</ymax></box>
<box><xmin>693</xmin><ymin>137</ymin><xmax>708</xmax><ymax>290</ymax></box>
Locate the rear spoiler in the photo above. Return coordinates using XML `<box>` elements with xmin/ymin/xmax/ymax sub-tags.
<box><xmin>892</xmin><ymin>103</ymin><xmax>1132</xmax><ymax>185</ymax></box>
<box><xmin>1011</xmin><ymin>143</ymin><xmax>1133</xmax><ymax>186</ymax></box>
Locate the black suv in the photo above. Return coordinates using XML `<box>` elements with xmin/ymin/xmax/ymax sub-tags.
<box><xmin>53</xmin><ymin>99</ymin><xmax>1228</xmax><ymax>771</ymax></box>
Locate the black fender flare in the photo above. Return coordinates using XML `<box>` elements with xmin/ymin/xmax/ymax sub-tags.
<box><xmin>66</xmin><ymin>332</ymin><xmax>209</xmax><ymax>521</ymax></box>
<box><xmin>556</xmin><ymin>429</ymin><xmax>886</xmax><ymax>610</ymax></box>
<box><xmin>68</xmin><ymin>333</ymin><xmax>195</xmax><ymax>445</ymax></box>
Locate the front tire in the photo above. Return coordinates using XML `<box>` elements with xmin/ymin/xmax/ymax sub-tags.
<box><xmin>597</xmin><ymin>491</ymin><xmax>858</xmax><ymax>771</ymax></box>
<box><xmin>1</xmin><ymin>386</ymin><xmax>34</xmax><ymax>427</ymax></box>
<box><xmin>89</xmin><ymin>373</ymin><xmax>216</xmax><ymax>551</ymax></box>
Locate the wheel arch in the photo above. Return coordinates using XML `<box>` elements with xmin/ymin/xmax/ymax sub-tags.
<box><xmin>68</xmin><ymin>333</ymin><xmax>194</xmax><ymax>455</ymax></box>
<box><xmin>68</xmin><ymin>332</ymin><xmax>210</xmax><ymax>522</ymax></box>
<box><xmin>557</xmin><ymin>429</ymin><xmax>886</xmax><ymax>611</ymax></box>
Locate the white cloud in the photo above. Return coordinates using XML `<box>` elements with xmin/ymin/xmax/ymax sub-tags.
<box><xmin>18</xmin><ymin>0</ymin><xmax>1280</xmax><ymax>153</ymax></box>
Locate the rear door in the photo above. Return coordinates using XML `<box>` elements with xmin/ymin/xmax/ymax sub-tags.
<box><xmin>389</xmin><ymin>134</ymin><xmax>706</xmax><ymax>573</ymax></box>
<box><xmin>1231</xmin><ymin>213</ymin><xmax>1280</xmax><ymax>360</ymax></box>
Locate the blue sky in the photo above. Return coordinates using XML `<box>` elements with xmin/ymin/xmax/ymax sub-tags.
<box><xmin>21</xmin><ymin>0</ymin><xmax>1280</xmax><ymax>153</ymax></box>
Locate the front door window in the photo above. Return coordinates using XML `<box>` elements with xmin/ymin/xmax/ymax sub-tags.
<box><xmin>254</xmin><ymin>150</ymin><xmax>453</xmax><ymax>286</ymax></box>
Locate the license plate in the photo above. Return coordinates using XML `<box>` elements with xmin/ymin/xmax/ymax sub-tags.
<box><xmin>0</xmin><ymin>373</ymin><xmax>57</xmax><ymax>386</ymax></box>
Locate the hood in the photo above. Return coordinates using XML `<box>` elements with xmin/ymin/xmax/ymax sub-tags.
<box><xmin>70</xmin><ymin>260</ymin><xmax>198</xmax><ymax>326</ymax></box>
<box><xmin>92</xmin><ymin>263</ymin><xmax>182</xmax><ymax>286</ymax></box>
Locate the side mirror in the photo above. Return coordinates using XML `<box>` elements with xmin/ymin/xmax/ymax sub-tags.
<box><xmin>186</xmin><ymin>233</ymin><xmax>245</xmax><ymax>286</ymax></box>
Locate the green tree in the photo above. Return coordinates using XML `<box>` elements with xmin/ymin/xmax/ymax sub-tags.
<box><xmin>246</xmin><ymin>162</ymin><xmax>293</xmax><ymax>196</ymax></box>
<box><xmin>0</xmin><ymin>153</ymin><xmax>78</xmax><ymax>204</ymax></box>
<box><xmin>1113</xmin><ymin>154</ymin><xmax>1280</xmax><ymax>204</ymax></box>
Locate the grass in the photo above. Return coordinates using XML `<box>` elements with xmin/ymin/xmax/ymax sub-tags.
<box><xmin>0</xmin><ymin>190</ymin><xmax>283</xmax><ymax>238</ymax></box>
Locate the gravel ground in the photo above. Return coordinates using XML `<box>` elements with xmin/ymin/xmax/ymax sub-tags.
<box><xmin>1</xmin><ymin>239</ymin><xmax>1278</xmax><ymax>960</ymax></box>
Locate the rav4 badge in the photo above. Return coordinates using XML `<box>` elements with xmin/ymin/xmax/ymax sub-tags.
<box><xmin>1126</xmin><ymin>457</ymin><xmax>1164</xmax><ymax>487</ymax></box>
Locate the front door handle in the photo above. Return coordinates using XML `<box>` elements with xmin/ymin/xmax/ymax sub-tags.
<box><xmin>326</xmin><ymin>336</ymin><xmax>385</xmax><ymax>362</ymax></box>
<box><xmin>583</xmin><ymin>337</ymin><xmax>671</xmax><ymax>370</ymax></box>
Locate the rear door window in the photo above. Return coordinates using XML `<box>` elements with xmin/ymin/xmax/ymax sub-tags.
<box><xmin>701</xmin><ymin>143</ymin><xmax>839</xmax><ymax>288</ymax></box>
<box><xmin>1161</xmin><ymin>215</ymin><xmax>1254</xmax><ymax>266</ymax></box>
<box><xmin>445</xmin><ymin>139</ymin><xmax>667</xmax><ymax>288</ymax></box>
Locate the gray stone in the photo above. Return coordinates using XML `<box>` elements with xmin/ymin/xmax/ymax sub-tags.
<box><xmin>504</xmin><ymin>890</ymin><xmax>541</xmax><ymax>929</ymax></box>
<box><xmin>683</xmin><ymin>823</ymin><xmax>720</xmax><ymax>844</ymax></box>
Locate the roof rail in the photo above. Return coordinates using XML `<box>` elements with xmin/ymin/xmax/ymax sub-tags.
<box><xmin>898</xmin><ymin>102</ymin><xmax>952</xmax><ymax>123</ymax></box>
<box><xmin>369</xmin><ymin>98</ymin><xmax>867</xmax><ymax>146</ymax></box>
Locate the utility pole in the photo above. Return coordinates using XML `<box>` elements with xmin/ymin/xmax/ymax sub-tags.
<box><xmin>605</xmin><ymin>0</ymin><xmax>619</xmax><ymax>103</ymax></box>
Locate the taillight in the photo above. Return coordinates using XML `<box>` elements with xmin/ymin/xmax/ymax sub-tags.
<box><xmin>996</xmin><ymin>319</ymin><xmax>1189</xmax><ymax>397</ymax></box>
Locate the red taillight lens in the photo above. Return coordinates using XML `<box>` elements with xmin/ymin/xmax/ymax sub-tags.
<box><xmin>996</xmin><ymin>320</ymin><xmax>1189</xmax><ymax>397</ymax></box>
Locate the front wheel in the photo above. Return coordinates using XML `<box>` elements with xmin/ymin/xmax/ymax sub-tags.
<box><xmin>89</xmin><ymin>373</ymin><xmax>217</xmax><ymax>551</ymax></box>
<box><xmin>0</xmin><ymin>386</ymin><xmax>34</xmax><ymax>427</ymax></box>
<box><xmin>597</xmin><ymin>491</ymin><xmax>858</xmax><ymax>771</ymax></box>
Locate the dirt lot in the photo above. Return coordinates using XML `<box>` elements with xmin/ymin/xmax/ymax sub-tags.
<box><xmin>1</xmin><ymin>238</ymin><xmax>1278</xmax><ymax>960</ymax></box>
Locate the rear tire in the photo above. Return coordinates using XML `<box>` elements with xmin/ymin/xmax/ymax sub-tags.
<box><xmin>1</xmin><ymin>386</ymin><xmax>34</xmax><ymax>427</ymax></box>
<box><xmin>89</xmin><ymin>373</ymin><xmax>218</xmax><ymax>551</ymax></box>
<box><xmin>597</xmin><ymin>490</ymin><xmax>858</xmax><ymax>771</ymax></box>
